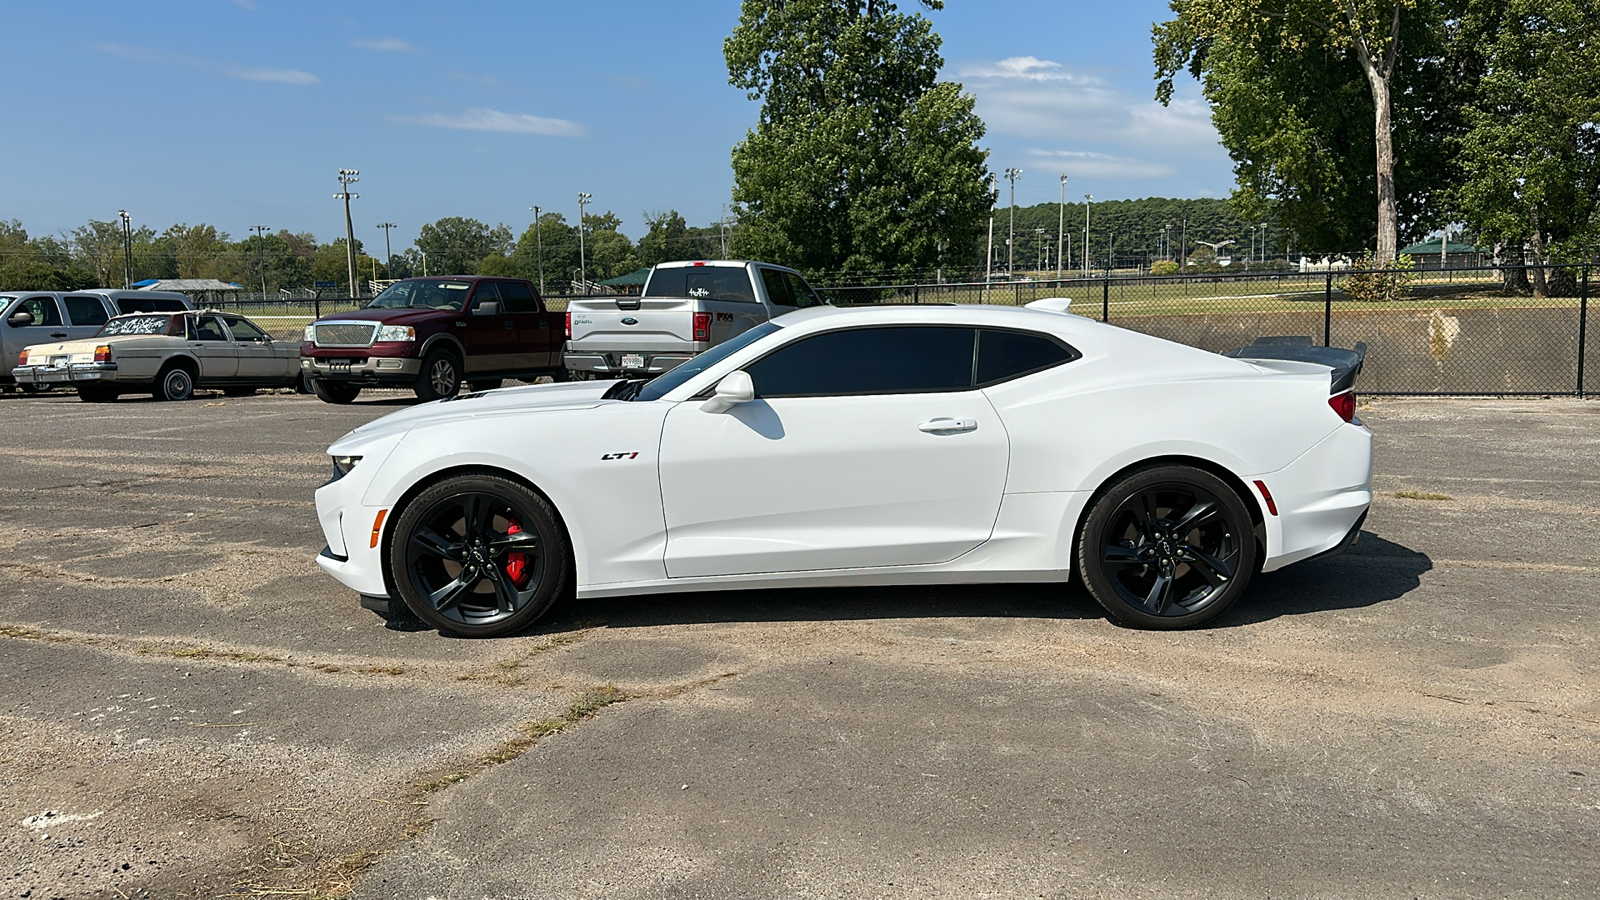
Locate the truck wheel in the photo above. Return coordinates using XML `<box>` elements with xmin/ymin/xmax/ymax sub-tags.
<box><xmin>311</xmin><ymin>378</ymin><xmax>362</xmax><ymax>404</ymax></box>
<box><xmin>547</xmin><ymin>367</ymin><xmax>571</xmax><ymax>383</ymax></box>
<box><xmin>415</xmin><ymin>349</ymin><xmax>462</xmax><ymax>401</ymax></box>
<box><xmin>155</xmin><ymin>363</ymin><xmax>196</xmax><ymax>401</ymax></box>
<box><xmin>295</xmin><ymin>372</ymin><xmax>315</xmax><ymax>394</ymax></box>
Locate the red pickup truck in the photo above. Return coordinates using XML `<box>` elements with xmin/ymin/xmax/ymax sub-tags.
<box><xmin>300</xmin><ymin>276</ymin><xmax>565</xmax><ymax>403</ymax></box>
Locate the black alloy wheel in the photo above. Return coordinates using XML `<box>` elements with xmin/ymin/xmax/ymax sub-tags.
<box><xmin>1077</xmin><ymin>465</ymin><xmax>1257</xmax><ymax>629</ymax></box>
<box><xmin>388</xmin><ymin>474</ymin><xmax>569</xmax><ymax>637</ymax></box>
<box><xmin>311</xmin><ymin>378</ymin><xmax>361</xmax><ymax>404</ymax></box>
<box><xmin>155</xmin><ymin>365</ymin><xmax>195</xmax><ymax>401</ymax></box>
<box><xmin>415</xmin><ymin>349</ymin><xmax>462</xmax><ymax>401</ymax></box>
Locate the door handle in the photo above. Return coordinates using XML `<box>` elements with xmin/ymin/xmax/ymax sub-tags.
<box><xmin>918</xmin><ymin>418</ymin><xmax>977</xmax><ymax>434</ymax></box>
<box><xmin>50</xmin><ymin>332</ymin><xmax>68</xmax><ymax>338</ymax></box>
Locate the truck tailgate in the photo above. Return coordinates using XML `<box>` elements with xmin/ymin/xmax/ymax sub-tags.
<box><xmin>568</xmin><ymin>297</ymin><xmax>696</xmax><ymax>350</ymax></box>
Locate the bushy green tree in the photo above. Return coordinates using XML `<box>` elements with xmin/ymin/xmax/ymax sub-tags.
<box><xmin>415</xmin><ymin>217</ymin><xmax>513</xmax><ymax>276</ymax></box>
<box><xmin>726</xmin><ymin>0</ymin><xmax>993</xmax><ymax>279</ymax></box>
<box><xmin>637</xmin><ymin>210</ymin><xmax>722</xmax><ymax>266</ymax></box>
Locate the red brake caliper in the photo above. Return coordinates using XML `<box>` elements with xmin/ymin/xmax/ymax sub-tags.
<box><xmin>505</xmin><ymin>519</ymin><xmax>528</xmax><ymax>586</ymax></box>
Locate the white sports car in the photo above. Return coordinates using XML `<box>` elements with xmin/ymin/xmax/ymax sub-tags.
<box><xmin>314</xmin><ymin>301</ymin><xmax>1372</xmax><ymax>636</ymax></box>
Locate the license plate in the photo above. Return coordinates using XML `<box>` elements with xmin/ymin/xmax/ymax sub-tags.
<box><xmin>621</xmin><ymin>354</ymin><xmax>645</xmax><ymax>370</ymax></box>
<box><xmin>49</xmin><ymin>355</ymin><xmax>70</xmax><ymax>367</ymax></box>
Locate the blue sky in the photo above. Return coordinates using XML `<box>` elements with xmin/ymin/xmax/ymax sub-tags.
<box><xmin>0</xmin><ymin>1</ymin><xmax>1229</xmax><ymax>250</ymax></box>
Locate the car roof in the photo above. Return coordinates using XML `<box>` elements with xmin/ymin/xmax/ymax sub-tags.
<box><xmin>652</xmin><ymin>259</ymin><xmax>779</xmax><ymax>270</ymax></box>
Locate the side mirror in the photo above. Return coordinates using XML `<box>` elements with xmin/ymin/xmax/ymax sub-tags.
<box><xmin>7</xmin><ymin>310</ymin><xmax>35</xmax><ymax>327</ymax></box>
<box><xmin>700</xmin><ymin>370</ymin><xmax>754</xmax><ymax>413</ymax></box>
<box><xmin>472</xmin><ymin>301</ymin><xmax>499</xmax><ymax>317</ymax></box>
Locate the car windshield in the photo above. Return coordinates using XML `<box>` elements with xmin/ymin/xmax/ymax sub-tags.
<box><xmin>633</xmin><ymin>320</ymin><xmax>783</xmax><ymax>402</ymax></box>
<box><xmin>97</xmin><ymin>315</ymin><xmax>171</xmax><ymax>336</ymax></box>
<box><xmin>366</xmin><ymin>279</ymin><xmax>474</xmax><ymax>311</ymax></box>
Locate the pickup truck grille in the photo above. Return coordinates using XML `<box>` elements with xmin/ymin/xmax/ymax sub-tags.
<box><xmin>312</xmin><ymin>323</ymin><xmax>377</xmax><ymax>347</ymax></box>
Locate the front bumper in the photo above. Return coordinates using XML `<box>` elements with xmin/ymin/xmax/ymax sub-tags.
<box><xmin>564</xmin><ymin>351</ymin><xmax>693</xmax><ymax>377</ymax></box>
<box><xmin>301</xmin><ymin>355</ymin><xmax>421</xmax><ymax>384</ymax></box>
<box><xmin>13</xmin><ymin>363</ymin><xmax>118</xmax><ymax>384</ymax></box>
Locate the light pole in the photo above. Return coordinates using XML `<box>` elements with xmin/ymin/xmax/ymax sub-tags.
<box><xmin>1261</xmin><ymin>221</ymin><xmax>1270</xmax><ymax>268</ymax></box>
<box><xmin>1035</xmin><ymin>227</ymin><xmax>1046</xmax><ymax>272</ymax></box>
<box><xmin>1108</xmin><ymin>232</ymin><xmax>1115</xmax><ymax>274</ymax></box>
<box><xmin>116</xmin><ymin>209</ymin><xmax>132</xmax><ymax>288</ymax></box>
<box><xmin>528</xmin><ymin>206</ymin><xmax>545</xmax><ymax>295</ymax></box>
<box><xmin>1005</xmin><ymin>167</ymin><xmax>1022</xmax><ymax>280</ymax></box>
<box><xmin>1162</xmin><ymin>224</ymin><xmax>1171</xmax><ymax>262</ymax></box>
<box><xmin>1082</xmin><ymin>194</ymin><xmax>1092</xmax><ymax>277</ymax></box>
<box><xmin>576</xmin><ymin>192</ymin><xmax>592</xmax><ymax>293</ymax></box>
<box><xmin>984</xmin><ymin>173</ymin><xmax>997</xmax><ymax>288</ymax></box>
<box><xmin>419</xmin><ymin>250</ymin><xmax>428</xmax><ymax>277</ymax></box>
<box><xmin>335</xmin><ymin>168</ymin><xmax>360</xmax><ymax>295</ymax></box>
<box><xmin>252</xmin><ymin>225</ymin><xmax>270</xmax><ymax>300</ymax></box>
<box><xmin>376</xmin><ymin>222</ymin><xmax>396</xmax><ymax>279</ymax></box>
<box><xmin>1057</xmin><ymin>174</ymin><xmax>1067</xmax><ymax>282</ymax></box>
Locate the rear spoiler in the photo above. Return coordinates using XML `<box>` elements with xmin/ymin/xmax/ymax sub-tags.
<box><xmin>1224</xmin><ymin>336</ymin><xmax>1368</xmax><ymax>394</ymax></box>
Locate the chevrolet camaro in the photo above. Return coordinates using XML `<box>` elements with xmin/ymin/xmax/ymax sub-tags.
<box><xmin>314</xmin><ymin>301</ymin><xmax>1372</xmax><ymax>636</ymax></box>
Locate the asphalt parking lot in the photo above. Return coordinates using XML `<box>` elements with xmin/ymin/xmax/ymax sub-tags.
<box><xmin>0</xmin><ymin>388</ymin><xmax>1595</xmax><ymax>899</ymax></box>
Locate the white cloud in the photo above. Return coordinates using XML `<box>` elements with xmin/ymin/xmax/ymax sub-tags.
<box><xmin>92</xmin><ymin>42</ymin><xmax>318</xmax><ymax>85</ymax></box>
<box><xmin>392</xmin><ymin>108</ymin><xmax>588</xmax><ymax>137</ymax></box>
<box><xmin>350</xmin><ymin>37</ymin><xmax>418</xmax><ymax>53</ymax></box>
<box><xmin>960</xmin><ymin>56</ymin><xmax>1102</xmax><ymax>85</ymax></box>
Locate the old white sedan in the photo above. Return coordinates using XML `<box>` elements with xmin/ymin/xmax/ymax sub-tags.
<box><xmin>14</xmin><ymin>310</ymin><xmax>305</xmax><ymax>401</ymax></box>
<box><xmin>315</xmin><ymin>302</ymin><xmax>1373</xmax><ymax>636</ymax></box>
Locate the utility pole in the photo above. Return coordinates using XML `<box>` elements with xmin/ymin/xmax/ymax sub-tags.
<box><xmin>1108</xmin><ymin>232</ymin><xmax>1115</xmax><ymax>274</ymax></box>
<box><xmin>1035</xmin><ymin>228</ymin><xmax>1046</xmax><ymax>272</ymax></box>
<box><xmin>1004</xmin><ymin>168</ymin><xmax>1022</xmax><ymax>280</ymax></box>
<box><xmin>335</xmin><ymin>169</ymin><xmax>360</xmax><ymax>295</ymax></box>
<box><xmin>528</xmin><ymin>206</ymin><xmax>545</xmax><ymax>294</ymax></box>
<box><xmin>1083</xmin><ymin>194</ymin><xmax>1093</xmax><ymax>277</ymax></box>
<box><xmin>1057</xmin><ymin>174</ymin><xmax>1067</xmax><ymax>282</ymax></box>
<box><xmin>376</xmin><ymin>222</ymin><xmax>396</xmax><ymax>280</ymax></box>
<box><xmin>252</xmin><ymin>225</ymin><xmax>271</xmax><ymax>300</ymax></box>
<box><xmin>116</xmin><ymin>209</ymin><xmax>132</xmax><ymax>288</ymax></box>
<box><xmin>576</xmin><ymin>192</ymin><xmax>592</xmax><ymax>293</ymax></box>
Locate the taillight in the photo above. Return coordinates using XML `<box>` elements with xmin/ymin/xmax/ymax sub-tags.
<box><xmin>94</xmin><ymin>345</ymin><xmax>112</xmax><ymax>363</ymax></box>
<box><xmin>1328</xmin><ymin>391</ymin><xmax>1356</xmax><ymax>423</ymax></box>
<box><xmin>693</xmin><ymin>312</ymin><xmax>711</xmax><ymax>342</ymax></box>
<box><xmin>564</xmin><ymin>312</ymin><xmax>571</xmax><ymax>341</ymax></box>
<box><xmin>16</xmin><ymin>350</ymin><xmax>27</xmax><ymax>366</ymax></box>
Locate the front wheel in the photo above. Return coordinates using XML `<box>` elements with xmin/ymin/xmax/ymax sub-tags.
<box><xmin>415</xmin><ymin>349</ymin><xmax>462</xmax><ymax>401</ymax></box>
<box><xmin>311</xmin><ymin>378</ymin><xmax>361</xmax><ymax>404</ymax></box>
<box><xmin>1076</xmin><ymin>465</ymin><xmax>1257</xmax><ymax>629</ymax></box>
<box><xmin>388</xmin><ymin>474</ymin><xmax>570</xmax><ymax>637</ymax></box>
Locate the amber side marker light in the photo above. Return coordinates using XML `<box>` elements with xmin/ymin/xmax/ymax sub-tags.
<box><xmin>370</xmin><ymin>509</ymin><xmax>388</xmax><ymax>548</ymax></box>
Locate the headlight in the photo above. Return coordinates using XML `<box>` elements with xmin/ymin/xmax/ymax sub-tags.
<box><xmin>331</xmin><ymin>455</ymin><xmax>362</xmax><ymax>477</ymax></box>
<box><xmin>303</xmin><ymin>325</ymin><xmax>315</xmax><ymax>342</ymax></box>
<box><xmin>375</xmin><ymin>325</ymin><xmax>416</xmax><ymax>342</ymax></box>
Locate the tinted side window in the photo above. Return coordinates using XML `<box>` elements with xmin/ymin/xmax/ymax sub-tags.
<box><xmin>15</xmin><ymin>297</ymin><xmax>63</xmax><ymax>327</ymax></box>
<box><xmin>746</xmin><ymin>327</ymin><xmax>976</xmax><ymax>398</ymax></box>
<box><xmin>497</xmin><ymin>281</ymin><xmax>539</xmax><ymax>313</ymax></box>
<box><xmin>786</xmin><ymin>273</ymin><xmax>827</xmax><ymax>309</ymax></box>
<box><xmin>472</xmin><ymin>282</ymin><xmax>503</xmax><ymax>309</ymax></box>
<box><xmin>64</xmin><ymin>296</ymin><xmax>110</xmax><ymax>327</ymax></box>
<box><xmin>976</xmin><ymin>329</ymin><xmax>1078</xmax><ymax>386</ymax></box>
<box><xmin>759</xmin><ymin>268</ymin><xmax>794</xmax><ymax>308</ymax></box>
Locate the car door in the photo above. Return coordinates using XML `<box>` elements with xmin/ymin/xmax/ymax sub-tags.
<box><xmin>462</xmin><ymin>282</ymin><xmax>514</xmax><ymax>373</ymax></box>
<box><xmin>498</xmin><ymin>281</ymin><xmax>557</xmax><ymax>369</ymax></box>
<box><xmin>61</xmin><ymin>295</ymin><xmax>112</xmax><ymax>342</ymax></box>
<box><xmin>188</xmin><ymin>314</ymin><xmax>239</xmax><ymax>380</ymax></box>
<box><xmin>222</xmin><ymin>315</ymin><xmax>288</xmax><ymax>381</ymax></box>
<box><xmin>3</xmin><ymin>295</ymin><xmax>70</xmax><ymax>370</ymax></box>
<box><xmin>657</xmin><ymin>325</ymin><xmax>1009</xmax><ymax>578</ymax></box>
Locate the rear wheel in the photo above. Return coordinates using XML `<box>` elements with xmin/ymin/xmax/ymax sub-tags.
<box><xmin>311</xmin><ymin>378</ymin><xmax>361</xmax><ymax>404</ymax></box>
<box><xmin>76</xmin><ymin>385</ymin><xmax>119</xmax><ymax>403</ymax></box>
<box><xmin>154</xmin><ymin>364</ymin><xmax>196</xmax><ymax>401</ymax></box>
<box><xmin>388</xmin><ymin>474</ymin><xmax>570</xmax><ymax>638</ymax></box>
<box><xmin>1076</xmin><ymin>465</ymin><xmax>1257</xmax><ymax>629</ymax></box>
<box><xmin>414</xmin><ymin>349</ymin><xmax>462</xmax><ymax>401</ymax></box>
<box><xmin>20</xmin><ymin>383</ymin><xmax>51</xmax><ymax>394</ymax></box>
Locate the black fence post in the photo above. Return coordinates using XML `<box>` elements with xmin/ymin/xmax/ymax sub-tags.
<box><xmin>1579</xmin><ymin>263</ymin><xmax>1590</xmax><ymax>397</ymax></box>
<box><xmin>1323</xmin><ymin>272</ymin><xmax>1333</xmax><ymax>347</ymax></box>
<box><xmin>913</xmin><ymin>283</ymin><xmax>919</xmax><ymax>304</ymax></box>
<box><xmin>1102</xmin><ymin>277</ymin><xmax>1110</xmax><ymax>323</ymax></box>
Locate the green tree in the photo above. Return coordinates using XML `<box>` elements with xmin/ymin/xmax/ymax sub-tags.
<box><xmin>1154</xmin><ymin>0</ymin><xmax>1454</xmax><ymax>261</ymax></box>
<box><xmin>637</xmin><ymin>210</ymin><xmax>722</xmax><ymax>266</ymax></box>
<box><xmin>163</xmin><ymin>223</ymin><xmax>232</xmax><ymax>280</ymax></box>
<box><xmin>311</xmin><ymin>239</ymin><xmax>379</xmax><ymax>294</ymax></box>
<box><xmin>580</xmin><ymin>211</ymin><xmax>640</xmax><ymax>282</ymax></box>
<box><xmin>415</xmin><ymin>217</ymin><xmax>513</xmax><ymax>276</ymax></box>
<box><xmin>1450</xmin><ymin>0</ymin><xmax>1600</xmax><ymax>294</ymax></box>
<box><xmin>725</xmin><ymin>0</ymin><xmax>993</xmax><ymax>280</ymax></box>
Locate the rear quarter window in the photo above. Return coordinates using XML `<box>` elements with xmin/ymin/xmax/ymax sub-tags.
<box><xmin>975</xmin><ymin>329</ymin><xmax>1079</xmax><ymax>386</ymax></box>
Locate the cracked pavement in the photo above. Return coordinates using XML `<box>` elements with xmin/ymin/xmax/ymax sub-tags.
<box><xmin>0</xmin><ymin>389</ymin><xmax>1595</xmax><ymax>899</ymax></box>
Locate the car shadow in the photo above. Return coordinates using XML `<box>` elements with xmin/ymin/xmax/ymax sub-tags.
<box><xmin>518</xmin><ymin>531</ymin><xmax>1431</xmax><ymax>635</ymax></box>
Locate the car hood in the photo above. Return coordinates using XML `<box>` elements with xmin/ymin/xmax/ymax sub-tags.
<box><xmin>312</xmin><ymin>307</ymin><xmax>457</xmax><ymax>326</ymax></box>
<box><xmin>337</xmin><ymin>380</ymin><xmax>625</xmax><ymax>446</ymax></box>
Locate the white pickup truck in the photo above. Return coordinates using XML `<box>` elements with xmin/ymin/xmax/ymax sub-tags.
<box><xmin>563</xmin><ymin>259</ymin><xmax>827</xmax><ymax>378</ymax></box>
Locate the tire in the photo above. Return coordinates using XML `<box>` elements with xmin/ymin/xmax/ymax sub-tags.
<box><xmin>20</xmin><ymin>383</ymin><xmax>51</xmax><ymax>394</ymax></box>
<box><xmin>387</xmin><ymin>473</ymin><xmax>570</xmax><ymax>638</ymax></box>
<box><xmin>467</xmin><ymin>378</ymin><xmax>503</xmax><ymax>393</ymax></box>
<box><xmin>311</xmin><ymin>378</ymin><xmax>361</xmax><ymax>404</ymax></box>
<box><xmin>415</xmin><ymin>348</ymin><xmax>462</xmax><ymax>401</ymax></box>
<box><xmin>76</xmin><ymin>385</ymin><xmax>119</xmax><ymax>403</ymax></box>
<box><xmin>295</xmin><ymin>372</ymin><xmax>315</xmax><ymax>394</ymax></box>
<box><xmin>154</xmin><ymin>363</ymin><xmax>196</xmax><ymax>401</ymax></box>
<box><xmin>547</xmin><ymin>367</ymin><xmax>571</xmax><ymax>383</ymax></box>
<box><xmin>222</xmin><ymin>387</ymin><xmax>257</xmax><ymax>397</ymax></box>
<box><xmin>1076</xmin><ymin>465</ymin><xmax>1257</xmax><ymax>629</ymax></box>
